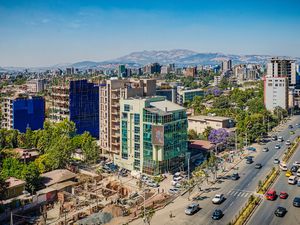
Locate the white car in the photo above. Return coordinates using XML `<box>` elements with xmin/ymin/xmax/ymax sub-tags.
<box><xmin>288</xmin><ymin>176</ymin><xmax>297</xmax><ymax>185</ymax></box>
<box><xmin>212</xmin><ymin>194</ymin><xmax>225</xmax><ymax>204</ymax></box>
<box><xmin>285</xmin><ymin>140</ymin><xmax>291</xmax><ymax>145</ymax></box>
<box><xmin>279</xmin><ymin>163</ymin><xmax>288</xmax><ymax>171</ymax></box>
<box><xmin>168</xmin><ymin>188</ymin><xmax>180</xmax><ymax>195</ymax></box>
<box><xmin>297</xmin><ymin>169</ymin><xmax>300</xmax><ymax>177</ymax></box>
<box><xmin>293</xmin><ymin>161</ymin><xmax>300</xmax><ymax>167</ymax></box>
<box><xmin>173</xmin><ymin>176</ymin><xmax>182</xmax><ymax>182</ymax></box>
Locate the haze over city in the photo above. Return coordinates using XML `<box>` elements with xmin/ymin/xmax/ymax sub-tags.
<box><xmin>0</xmin><ymin>0</ymin><xmax>300</xmax><ymax>67</ymax></box>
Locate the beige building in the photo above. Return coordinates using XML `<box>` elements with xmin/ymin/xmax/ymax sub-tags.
<box><xmin>188</xmin><ymin>115</ymin><xmax>233</xmax><ymax>134</ymax></box>
<box><xmin>99</xmin><ymin>79</ymin><xmax>156</xmax><ymax>157</ymax></box>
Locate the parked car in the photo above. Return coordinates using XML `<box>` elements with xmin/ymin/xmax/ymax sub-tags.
<box><xmin>262</xmin><ymin>147</ymin><xmax>269</xmax><ymax>152</ymax></box>
<box><xmin>212</xmin><ymin>194</ymin><xmax>225</xmax><ymax>204</ymax></box>
<box><xmin>297</xmin><ymin>168</ymin><xmax>300</xmax><ymax>177</ymax></box>
<box><xmin>184</xmin><ymin>203</ymin><xmax>199</xmax><ymax>215</ymax></box>
<box><xmin>272</xmin><ymin>135</ymin><xmax>278</xmax><ymax>141</ymax></box>
<box><xmin>231</xmin><ymin>173</ymin><xmax>240</xmax><ymax>180</ymax></box>
<box><xmin>279</xmin><ymin>192</ymin><xmax>288</xmax><ymax>199</ymax></box>
<box><xmin>168</xmin><ymin>188</ymin><xmax>179</xmax><ymax>195</ymax></box>
<box><xmin>278</xmin><ymin>136</ymin><xmax>284</xmax><ymax>142</ymax></box>
<box><xmin>246</xmin><ymin>158</ymin><xmax>253</xmax><ymax>164</ymax></box>
<box><xmin>275</xmin><ymin>144</ymin><xmax>281</xmax><ymax>149</ymax></box>
<box><xmin>293</xmin><ymin>197</ymin><xmax>300</xmax><ymax>207</ymax></box>
<box><xmin>173</xmin><ymin>176</ymin><xmax>183</xmax><ymax>182</ymax></box>
<box><xmin>290</xmin><ymin>131</ymin><xmax>295</xmax><ymax>135</ymax></box>
<box><xmin>291</xmin><ymin>166</ymin><xmax>298</xmax><ymax>173</ymax></box>
<box><xmin>288</xmin><ymin>125</ymin><xmax>294</xmax><ymax>129</ymax></box>
<box><xmin>255</xmin><ymin>163</ymin><xmax>262</xmax><ymax>169</ymax></box>
<box><xmin>146</xmin><ymin>180</ymin><xmax>159</xmax><ymax>188</ymax></box>
<box><xmin>212</xmin><ymin>209</ymin><xmax>223</xmax><ymax>220</ymax></box>
<box><xmin>293</xmin><ymin>161</ymin><xmax>300</xmax><ymax>167</ymax></box>
<box><xmin>265</xmin><ymin>189</ymin><xmax>276</xmax><ymax>201</ymax></box>
<box><xmin>194</xmin><ymin>159</ymin><xmax>204</xmax><ymax>167</ymax></box>
<box><xmin>288</xmin><ymin>176</ymin><xmax>297</xmax><ymax>184</ymax></box>
<box><xmin>274</xmin><ymin>159</ymin><xmax>280</xmax><ymax>164</ymax></box>
<box><xmin>286</xmin><ymin>170</ymin><xmax>293</xmax><ymax>177</ymax></box>
<box><xmin>285</xmin><ymin>140</ymin><xmax>291</xmax><ymax>145</ymax></box>
<box><xmin>297</xmin><ymin>180</ymin><xmax>300</xmax><ymax>187</ymax></box>
<box><xmin>274</xmin><ymin>206</ymin><xmax>287</xmax><ymax>217</ymax></box>
<box><xmin>247</xmin><ymin>147</ymin><xmax>256</xmax><ymax>151</ymax></box>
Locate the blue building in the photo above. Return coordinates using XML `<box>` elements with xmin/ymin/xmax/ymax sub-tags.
<box><xmin>1</xmin><ymin>96</ymin><xmax>45</xmax><ymax>133</ymax></box>
<box><xmin>49</xmin><ymin>80</ymin><xmax>99</xmax><ymax>138</ymax></box>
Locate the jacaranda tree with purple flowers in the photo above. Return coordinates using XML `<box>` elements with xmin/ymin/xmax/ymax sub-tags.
<box><xmin>208</xmin><ymin>128</ymin><xmax>229</xmax><ymax>144</ymax></box>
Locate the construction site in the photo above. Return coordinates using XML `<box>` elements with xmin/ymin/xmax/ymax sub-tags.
<box><xmin>30</xmin><ymin>170</ymin><xmax>176</xmax><ymax>225</ymax></box>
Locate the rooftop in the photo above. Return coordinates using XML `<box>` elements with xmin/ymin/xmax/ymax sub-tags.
<box><xmin>6</xmin><ymin>177</ymin><xmax>26</xmax><ymax>189</ymax></box>
<box><xmin>149</xmin><ymin>100</ymin><xmax>185</xmax><ymax>112</ymax></box>
<box><xmin>188</xmin><ymin>140</ymin><xmax>215</xmax><ymax>151</ymax></box>
<box><xmin>188</xmin><ymin>115</ymin><xmax>232</xmax><ymax>122</ymax></box>
<box><xmin>41</xmin><ymin>169</ymin><xmax>76</xmax><ymax>187</ymax></box>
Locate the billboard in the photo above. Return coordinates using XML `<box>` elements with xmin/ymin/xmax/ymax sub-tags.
<box><xmin>152</xmin><ymin>125</ymin><xmax>164</xmax><ymax>146</ymax></box>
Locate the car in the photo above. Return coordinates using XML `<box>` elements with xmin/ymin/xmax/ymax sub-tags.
<box><xmin>262</xmin><ymin>147</ymin><xmax>269</xmax><ymax>152</ymax></box>
<box><xmin>274</xmin><ymin>206</ymin><xmax>287</xmax><ymax>217</ymax></box>
<box><xmin>293</xmin><ymin>161</ymin><xmax>300</xmax><ymax>167</ymax></box>
<box><xmin>297</xmin><ymin>168</ymin><xmax>300</xmax><ymax>177</ymax></box>
<box><xmin>291</xmin><ymin>166</ymin><xmax>298</xmax><ymax>173</ymax></box>
<box><xmin>288</xmin><ymin>125</ymin><xmax>294</xmax><ymax>129</ymax></box>
<box><xmin>247</xmin><ymin>147</ymin><xmax>256</xmax><ymax>151</ymax></box>
<box><xmin>255</xmin><ymin>163</ymin><xmax>262</xmax><ymax>169</ymax></box>
<box><xmin>212</xmin><ymin>194</ymin><xmax>225</xmax><ymax>204</ymax></box>
<box><xmin>231</xmin><ymin>173</ymin><xmax>240</xmax><ymax>180</ymax></box>
<box><xmin>173</xmin><ymin>176</ymin><xmax>183</xmax><ymax>182</ymax></box>
<box><xmin>288</xmin><ymin>176</ymin><xmax>297</xmax><ymax>184</ymax></box>
<box><xmin>279</xmin><ymin>192</ymin><xmax>288</xmax><ymax>199</ymax></box>
<box><xmin>246</xmin><ymin>158</ymin><xmax>253</xmax><ymax>164</ymax></box>
<box><xmin>297</xmin><ymin>180</ymin><xmax>300</xmax><ymax>187</ymax></box>
<box><xmin>212</xmin><ymin>209</ymin><xmax>223</xmax><ymax>220</ymax></box>
<box><xmin>272</xmin><ymin>135</ymin><xmax>278</xmax><ymax>141</ymax></box>
<box><xmin>278</xmin><ymin>136</ymin><xmax>284</xmax><ymax>142</ymax></box>
<box><xmin>293</xmin><ymin>197</ymin><xmax>300</xmax><ymax>207</ymax></box>
<box><xmin>279</xmin><ymin>163</ymin><xmax>288</xmax><ymax>171</ymax></box>
<box><xmin>286</xmin><ymin>170</ymin><xmax>293</xmax><ymax>177</ymax></box>
<box><xmin>141</xmin><ymin>175</ymin><xmax>150</xmax><ymax>182</ymax></box>
<box><xmin>274</xmin><ymin>159</ymin><xmax>280</xmax><ymax>164</ymax></box>
<box><xmin>146</xmin><ymin>180</ymin><xmax>159</xmax><ymax>188</ymax></box>
<box><xmin>168</xmin><ymin>188</ymin><xmax>179</xmax><ymax>195</ymax></box>
<box><xmin>185</xmin><ymin>203</ymin><xmax>199</xmax><ymax>215</ymax></box>
<box><xmin>285</xmin><ymin>140</ymin><xmax>291</xmax><ymax>145</ymax></box>
<box><xmin>290</xmin><ymin>131</ymin><xmax>295</xmax><ymax>135</ymax></box>
<box><xmin>265</xmin><ymin>189</ymin><xmax>276</xmax><ymax>200</ymax></box>
<box><xmin>275</xmin><ymin>144</ymin><xmax>281</xmax><ymax>149</ymax></box>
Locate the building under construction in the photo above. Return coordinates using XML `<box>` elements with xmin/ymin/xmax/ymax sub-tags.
<box><xmin>49</xmin><ymin>80</ymin><xmax>99</xmax><ymax>138</ymax></box>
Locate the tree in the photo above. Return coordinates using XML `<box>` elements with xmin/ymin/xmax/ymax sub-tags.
<box><xmin>203</xmin><ymin>127</ymin><xmax>213</xmax><ymax>140</ymax></box>
<box><xmin>80</xmin><ymin>132</ymin><xmax>99</xmax><ymax>163</ymax></box>
<box><xmin>1</xmin><ymin>157</ymin><xmax>24</xmax><ymax>179</ymax></box>
<box><xmin>21</xmin><ymin>162</ymin><xmax>40</xmax><ymax>193</ymax></box>
<box><xmin>188</xmin><ymin>129</ymin><xmax>198</xmax><ymax>140</ymax></box>
<box><xmin>208</xmin><ymin>128</ymin><xmax>229</xmax><ymax>144</ymax></box>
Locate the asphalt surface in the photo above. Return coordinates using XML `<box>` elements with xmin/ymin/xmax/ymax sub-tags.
<box><xmin>247</xmin><ymin>127</ymin><xmax>300</xmax><ymax>225</ymax></box>
<box><xmin>130</xmin><ymin>116</ymin><xmax>300</xmax><ymax>225</ymax></box>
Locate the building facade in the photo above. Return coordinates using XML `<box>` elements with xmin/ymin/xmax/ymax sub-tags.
<box><xmin>1</xmin><ymin>95</ymin><xmax>45</xmax><ymax>133</ymax></box>
<box><xmin>99</xmin><ymin>79</ymin><xmax>156</xmax><ymax>156</ymax></box>
<box><xmin>264</xmin><ymin>76</ymin><xmax>288</xmax><ymax>111</ymax></box>
<box><xmin>177</xmin><ymin>88</ymin><xmax>204</xmax><ymax>106</ymax></box>
<box><xmin>115</xmin><ymin>96</ymin><xmax>188</xmax><ymax>175</ymax></box>
<box><xmin>49</xmin><ymin>80</ymin><xmax>99</xmax><ymax>138</ymax></box>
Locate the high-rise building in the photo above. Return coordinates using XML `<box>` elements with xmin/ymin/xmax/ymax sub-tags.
<box><xmin>118</xmin><ymin>65</ymin><xmax>126</xmax><ymax>77</ymax></box>
<box><xmin>176</xmin><ymin>88</ymin><xmax>204</xmax><ymax>106</ymax></box>
<box><xmin>267</xmin><ymin>58</ymin><xmax>296</xmax><ymax>86</ymax></box>
<box><xmin>49</xmin><ymin>80</ymin><xmax>99</xmax><ymax>138</ymax></box>
<box><xmin>143</xmin><ymin>63</ymin><xmax>161</xmax><ymax>74</ymax></box>
<box><xmin>264</xmin><ymin>76</ymin><xmax>288</xmax><ymax>111</ymax></box>
<box><xmin>99</xmin><ymin>79</ymin><xmax>156</xmax><ymax>157</ymax></box>
<box><xmin>184</xmin><ymin>66</ymin><xmax>197</xmax><ymax>77</ymax></box>
<box><xmin>1</xmin><ymin>95</ymin><xmax>45</xmax><ymax>133</ymax></box>
<box><xmin>221</xmin><ymin>60</ymin><xmax>232</xmax><ymax>72</ymax></box>
<box><xmin>26</xmin><ymin>79</ymin><xmax>46</xmax><ymax>93</ymax></box>
<box><xmin>115</xmin><ymin>96</ymin><xmax>188</xmax><ymax>175</ymax></box>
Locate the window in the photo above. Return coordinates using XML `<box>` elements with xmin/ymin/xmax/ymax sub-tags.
<box><xmin>134</xmin><ymin>114</ymin><xmax>140</xmax><ymax>125</ymax></box>
<box><xmin>124</xmin><ymin>104</ymin><xmax>130</xmax><ymax>112</ymax></box>
<box><xmin>122</xmin><ymin>113</ymin><xmax>128</xmax><ymax>119</ymax></box>
<box><xmin>134</xmin><ymin>126</ymin><xmax>140</xmax><ymax>134</ymax></box>
<box><xmin>134</xmin><ymin>135</ymin><xmax>140</xmax><ymax>142</ymax></box>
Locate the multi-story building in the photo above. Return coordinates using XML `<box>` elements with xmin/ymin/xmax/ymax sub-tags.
<box><xmin>115</xmin><ymin>96</ymin><xmax>188</xmax><ymax>175</ymax></box>
<box><xmin>49</xmin><ymin>80</ymin><xmax>99</xmax><ymax>138</ymax></box>
<box><xmin>99</xmin><ymin>79</ymin><xmax>156</xmax><ymax>157</ymax></box>
<box><xmin>156</xmin><ymin>88</ymin><xmax>177</xmax><ymax>103</ymax></box>
<box><xmin>26</xmin><ymin>79</ymin><xmax>46</xmax><ymax>93</ymax></box>
<box><xmin>267</xmin><ymin>58</ymin><xmax>296</xmax><ymax>87</ymax></box>
<box><xmin>1</xmin><ymin>94</ymin><xmax>45</xmax><ymax>133</ymax></box>
<box><xmin>143</xmin><ymin>63</ymin><xmax>161</xmax><ymax>74</ymax></box>
<box><xmin>184</xmin><ymin>66</ymin><xmax>197</xmax><ymax>77</ymax></box>
<box><xmin>177</xmin><ymin>87</ymin><xmax>204</xmax><ymax>106</ymax></box>
<box><xmin>118</xmin><ymin>65</ymin><xmax>126</xmax><ymax>77</ymax></box>
<box><xmin>264</xmin><ymin>76</ymin><xmax>288</xmax><ymax>111</ymax></box>
<box><xmin>221</xmin><ymin>59</ymin><xmax>232</xmax><ymax>72</ymax></box>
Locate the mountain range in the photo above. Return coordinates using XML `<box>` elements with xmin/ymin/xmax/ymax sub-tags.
<box><xmin>2</xmin><ymin>49</ymin><xmax>300</xmax><ymax>71</ymax></box>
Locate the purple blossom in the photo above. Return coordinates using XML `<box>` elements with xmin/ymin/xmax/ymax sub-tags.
<box><xmin>206</xmin><ymin>87</ymin><xmax>222</xmax><ymax>97</ymax></box>
<box><xmin>208</xmin><ymin>128</ymin><xmax>229</xmax><ymax>144</ymax></box>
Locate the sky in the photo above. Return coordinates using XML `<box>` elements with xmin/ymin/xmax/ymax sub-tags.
<box><xmin>0</xmin><ymin>0</ymin><xmax>300</xmax><ymax>67</ymax></box>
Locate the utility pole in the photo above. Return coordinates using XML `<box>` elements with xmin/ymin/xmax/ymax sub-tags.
<box><xmin>235</xmin><ymin>131</ymin><xmax>238</xmax><ymax>153</ymax></box>
<box><xmin>10</xmin><ymin>212</ymin><xmax>13</xmax><ymax>225</ymax></box>
<box><xmin>188</xmin><ymin>157</ymin><xmax>190</xmax><ymax>181</ymax></box>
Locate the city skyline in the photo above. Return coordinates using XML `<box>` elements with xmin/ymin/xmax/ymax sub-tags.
<box><xmin>1</xmin><ymin>0</ymin><xmax>300</xmax><ymax>67</ymax></box>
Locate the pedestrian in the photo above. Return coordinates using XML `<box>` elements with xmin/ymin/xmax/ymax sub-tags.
<box><xmin>162</xmin><ymin>188</ymin><xmax>164</xmax><ymax>193</ymax></box>
<box><xmin>158</xmin><ymin>188</ymin><xmax>160</xmax><ymax>194</ymax></box>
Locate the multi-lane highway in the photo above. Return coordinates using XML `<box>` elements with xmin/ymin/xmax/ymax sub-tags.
<box><xmin>131</xmin><ymin>115</ymin><xmax>300</xmax><ymax>225</ymax></box>
<box><xmin>247</xmin><ymin>130</ymin><xmax>300</xmax><ymax>225</ymax></box>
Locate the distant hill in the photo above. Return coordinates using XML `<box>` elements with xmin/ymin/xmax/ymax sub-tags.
<box><xmin>1</xmin><ymin>49</ymin><xmax>299</xmax><ymax>71</ymax></box>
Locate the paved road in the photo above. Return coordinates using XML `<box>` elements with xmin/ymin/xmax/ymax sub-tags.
<box><xmin>130</xmin><ymin>116</ymin><xmax>300</xmax><ymax>225</ymax></box>
<box><xmin>247</xmin><ymin>129</ymin><xmax>300</xmax><ymax>225</ymax></box>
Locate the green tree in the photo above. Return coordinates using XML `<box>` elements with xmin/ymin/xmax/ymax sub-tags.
<box><xmin>21</xmin><ymin>162</ymin><xmax>40</xmax><ymax>193</ymax></box>
<box><xmin>203</xmin><ymin>126</ymin><xmax>213</xmax><ymax>140</ymax></box>
<box><xmin>80</xmin><ymin>132</ymin><xmax>99</xmax><ymax>163</ymax></box>
<box><xmin>1</xmin><ymin>157</ymin><xmax>24</xmax><ymax>179</ymax></box>
<box><xmin>188</xmin><ymin>129</ymin><xmax>198</xmax><ymax>140</ymax></box>
<box><xmin>0</xmin><ymin>176</ymin><xmax>8</xmax><ymax>201</ymax></box>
